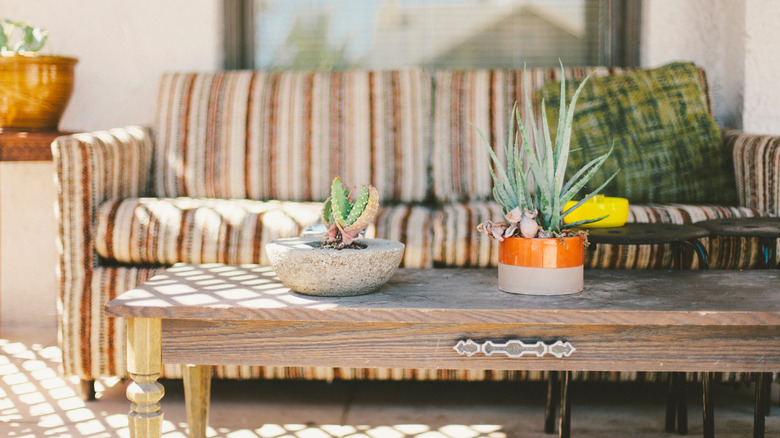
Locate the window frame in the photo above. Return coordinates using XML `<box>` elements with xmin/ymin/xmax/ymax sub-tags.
<box><xmin>223</xmin><ymin>0</ymin><xmax>641</xmax><ymax>70</ymax></box>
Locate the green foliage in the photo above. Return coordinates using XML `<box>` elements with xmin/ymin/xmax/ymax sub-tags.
<box><xmin>345</xmin><ymin>185</ymin><xmax>370</xmax><ymax>225</ymax></box>
<box><xmin>1</xmin><ymin>19</ymin><xmax>48</xmax><ymax>54</ymax></box>
<box><xmin>270</xmin><ymin>9</ymin><xmax>355</xmax><ymax>70</ymax></box>
<box><xmin>477</xmin><ymin>62</ymin><xmax>618</xmax><ymax>235</ymax></box>
<box><xmin>323</xmin><ymin>177</ymin><xmax>370</xmax><ymax>228</ymax></box>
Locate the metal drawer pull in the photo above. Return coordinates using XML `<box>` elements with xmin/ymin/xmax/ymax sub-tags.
<box><xmin>454</xmin><ymin>339</ymin><xmax>575</xmax><ymax>358</ymax></box>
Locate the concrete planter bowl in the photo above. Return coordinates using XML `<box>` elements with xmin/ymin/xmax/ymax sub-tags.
<box><xmin>266</xmin><ymin>236</ymin><xmax>405</xmax><ymax>297</ymax></box>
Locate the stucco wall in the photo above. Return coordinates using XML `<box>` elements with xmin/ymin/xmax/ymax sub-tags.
<box><xmin>642</xmin><ymin>0</ymin><xmax>780</xmax><ymax>135</ymax></box>
<box><xmin>0</xmin><ymin>0</ymin><xmax>221</xmax><ymax>330</ymax></box>
<box><xmin>2</xmin><ymin>0</ymin><xmax>222</xmax><ymax>131</ymax></box>
<box><xmin>743</xmin><ymin>2</ymin><xmax>780</xmax><ymax>134</ymax></box>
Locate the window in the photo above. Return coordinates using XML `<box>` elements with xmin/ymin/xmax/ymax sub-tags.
<box><xmin>224</xmin><ymin>0</ymin><xmax>641</xmax><ymax>70</ymax></box>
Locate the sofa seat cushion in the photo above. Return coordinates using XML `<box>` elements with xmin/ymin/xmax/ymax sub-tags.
<box><xmin>95</xmin><ymin>198</ymin><xmax>435</xmax><ymax>268</ymax></box>
<box><xmin>540</xmin><ymin>62</ymin><xmax>737</xmax><ymax>205</ymax></box>
<box><xmin>432</xmin><ymin>201</ymin><xmax>768</xmax><ymax>269</ymax></box>
<box><xmin>95</xmin><ymin>197</ymin><xmax>323</xmax><ymax>266</ymax></box>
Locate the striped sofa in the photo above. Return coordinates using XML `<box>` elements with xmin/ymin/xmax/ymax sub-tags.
<box><xmin>53</xmin><ymin>66</ymin><xmax>780</xmax><ymax>397</ymax></box>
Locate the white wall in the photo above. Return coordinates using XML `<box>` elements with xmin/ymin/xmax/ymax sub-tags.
<box><xmin>742</xmin><ymin>2</ymin><xmax>780</xmax><ymax>134</ymax></box>
<box><xmin>2</xmin><ymin>0</ymin><xmax>223</xmax><ymax>131</ymax></box>
<box><xmin>642</xmin><ymin>0</ymin><xmax>780</xmax><ymax>135</ymax></box>
<box><xmin>0</xmin><ymin>0</ymin><xmax>222</xmax><ymax>330</ymax></box>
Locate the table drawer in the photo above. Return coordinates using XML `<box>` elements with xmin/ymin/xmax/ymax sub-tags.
<box><xmin>162</xmin><ymin>319</ymin><xmax>780</xmax><ymax>372</ymax></box>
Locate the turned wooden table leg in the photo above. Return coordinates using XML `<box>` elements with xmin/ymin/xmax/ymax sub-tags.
<box><xmin>183</xmin><ymin>364</ymin><xmax>212</xmax><ymax>438</ymax></box>
<box><xmin>126</xmin><ymin>318</ymin><xmax>164</xmax><ymax>438</ymax></box>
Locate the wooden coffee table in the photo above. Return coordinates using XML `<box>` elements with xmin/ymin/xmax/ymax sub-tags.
<box><xmin>106</xmin><ymin>264</ymin><xmax>780</xmax><ymax>438</ymax></box>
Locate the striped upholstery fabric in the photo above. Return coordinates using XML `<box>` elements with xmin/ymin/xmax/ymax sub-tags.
<box><xmin>432</xmin><ymin>67</ymin><xmax>628</xmax><ymax>203</ymax></box>
<box><xmin>154</xmin><ymin>70</ymin><xmax>431</xmax><ymax>203</ymax></box>
<box><xmin>53</xmin><ymin>127</ymin><xmax>154</xmax><ymax>379</ymax></box>
<box><xmin>53</xmin><ymin>67</ymin><xmax>780</xmax><ymax>386</ymax></box>
<box><xmin>432</xmin><ymin>202</ymin><xmax>770</xmax><ymax>269</ymax></box>
<box><xmin>95</xmin><ymin>198</ymin><xmax>322</xmax><ymax>266</ymax></box>
<box><xmin>94</xmin><ymin>198</ymin><xmax>435</xmax><ymax>269</ymax></box>
<box><xmin>373</xmin><ymin>205</ymin><xmax>435</xmax><ymax>269</ymax></box>
<box><xmin>433</xmin><ymin>202</ymin><xmax>503</xmax><ymax>267</ymax></box>
<box><xmin>727</xmin><ymin>127</ymin><xmax>780</xmax><ymax>216</ymax></box>
<box><xmin>595</xmin><ymin>204</ymin><xmax>769</xmax><ymax>269</ymax></box>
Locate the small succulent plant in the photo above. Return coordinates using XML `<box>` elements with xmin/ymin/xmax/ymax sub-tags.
<box><xmin>322</xmin><ymin>176</ymin><xmax>379</xmax><ymax>248</ymax></box>
<box><xmin>0</xmin><ymin>19</ymin><xmax>48</xmax><ymax>54</ymax></box>
<box><xmin>476</xmin><ymin>63</ymin><xmax>618</xmax><ymax>241</ymax></box>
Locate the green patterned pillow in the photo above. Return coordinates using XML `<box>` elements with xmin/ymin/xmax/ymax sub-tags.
<box><xmin>539</xmin><ymin>62</ymin><xmax>737</xmax><ymax>205</ymax></box>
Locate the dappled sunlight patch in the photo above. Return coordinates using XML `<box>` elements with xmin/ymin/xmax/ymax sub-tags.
<box><xmin>213</xmin><ymin>423</ymin><xmax>505</xmax><ymax>438</ymax></box>
<box><xmin>1</xmin><ymin>335</ymin><xmax>507</xmax><ymax>437</ymax></box>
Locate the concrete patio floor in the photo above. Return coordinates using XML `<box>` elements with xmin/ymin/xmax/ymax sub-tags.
<box><xmin>1</xmin><ymin>326</ymin><xmax>778</xmax><ymax>438</ymax></box>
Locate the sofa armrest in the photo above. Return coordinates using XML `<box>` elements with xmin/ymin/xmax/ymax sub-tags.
<box><xmin>52</xmin><ymin>126</ymin><xmax>153</xmax><ymax>271</ymax></box>
<box><xmin>52</xmin><ymin>127</ymin><xmax>154</xmax><ymax>380</ymax></box>
<box><xmin>722</xmin><ymin>127</ymin><xmax>780</xmax><ymax>216</ymax></box>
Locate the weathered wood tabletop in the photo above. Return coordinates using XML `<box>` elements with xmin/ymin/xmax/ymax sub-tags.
<box><xmin>106</xmin><ymin>263</ymin><xmax>780</xmax><ymax>372</ymax></box>
<box><xmin>106</xmin><ymin>264</ymin><xmax>780</xmax><ymax>438</ymax></box>
<box><xmin>107</xmin><ymin>263</ymin><xmax>780</xmax><ymax>325</ymax></box>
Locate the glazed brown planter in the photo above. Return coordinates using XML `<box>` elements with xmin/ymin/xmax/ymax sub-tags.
<box><xmin>0</xmin><ymin>54</ymin><xmax>78</xmax><ymax>131</ymax></box>
<box><xmin>498</xmin><ymin>235</ymin><xmax>585</xmax><ymax>295</ymax></box>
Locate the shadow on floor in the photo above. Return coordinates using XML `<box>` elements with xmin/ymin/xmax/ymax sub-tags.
<box><xmin>0</xmin><ymin>335</ymin><xmax>777</xmax><ymax>437</ymax></box>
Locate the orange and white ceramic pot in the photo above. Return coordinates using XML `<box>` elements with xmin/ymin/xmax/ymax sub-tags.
<box><xmin>498</xmin><ymin>236</ymin><xmax>585</xmax><ymax>295</ymax></box>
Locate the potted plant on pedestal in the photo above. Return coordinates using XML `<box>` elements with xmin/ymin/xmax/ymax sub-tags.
<box><xmin>0</xmin><ymin>19</ymin><xmax>78</xmax><ymax>131</ymax></box>
<box><xmin>266</xmin><ymin>176</ymin><xmax>405</xmax><ymax>297</ymax></box>
<box><xmin>476</xmin><ymin>65</ymin><xmax>617</xmax><ymax>295</ymax></box>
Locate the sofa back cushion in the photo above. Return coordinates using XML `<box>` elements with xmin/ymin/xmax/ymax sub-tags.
<box><xmin>153</xmin><ymin>70</ymin><xmax>431</xmax><ymax>203</ymax></box>
<box><xmin>432</xmin><ymin>67</ymin><xmax>628</xmax><ymax>203</ymax></box>
<box><xmin>539</xmin><ymin>62</ymin><xmax>736</xmax><ymax>205</ymax></box>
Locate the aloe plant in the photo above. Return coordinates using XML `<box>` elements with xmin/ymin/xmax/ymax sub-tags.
<box><xmin>0</xmin><ymin>19</ymin><xmax>48</xmax><ymax>54</ymax></box>
<box><xmin>476</xmin><ymin>63</ymin><xmax>618</xmax><ymax>240</ymax></box>
<box><xmin>322</xmin><ymin>176</ymin><xmax>379</xmax><ymax>247</ymax></box>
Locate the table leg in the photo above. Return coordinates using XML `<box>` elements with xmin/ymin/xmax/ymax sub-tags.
<box><xmin>666</xmin><ymin>374</ymin><xmax>677</xmax><ymax>432</ymax></box>
<box><xmin>702</xmin><ymin>372</ymin><xmax>714</xmax><ymax>438</ymax></box>
<box><xmin>672</xmin><ymin>242</ymin><xmax>683</xmax><ymax>270</ymax></box>
<box><xmin>762</xmin><ymin>372</ymin><xmax>772</xmax><ymax>416</ymax></box>
<box><xmin>683</xmin><ymin>239</ymin><xmax>709</xmax><ymax>270</ymax></box>
<box><xmin>675</xmin><ymin>372</ymin><xmax>688</xmax><ymax>435</ymax></box>
<box><xmin>183</xmin><ymin>365</ymin><xmax>212</xmax><ymax>438</ymax></box>
<box><xmin>755</xmin><ymin>373</ymin><xmax>767</xmax><ymax>438</ymax></box>
<box><xmin>545</xmin><ymin>371</ymin><xmax>559</xmax><ymax>434</ymax></box>
<box><xmin>126</xmin><ymin>317</ymin><xmax>164</xmax><ymax>438</ymax></box>
<box><xmin>559</xmin><ymin>371</ymin><xmax>571</xmax><ymax>438</ymax></box>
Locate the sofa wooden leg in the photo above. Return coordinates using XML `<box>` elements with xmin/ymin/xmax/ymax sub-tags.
<box><xmin>80</xmin><ymin>379</ymin><xmax>96</xmax><ymax>401</ymax></box>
